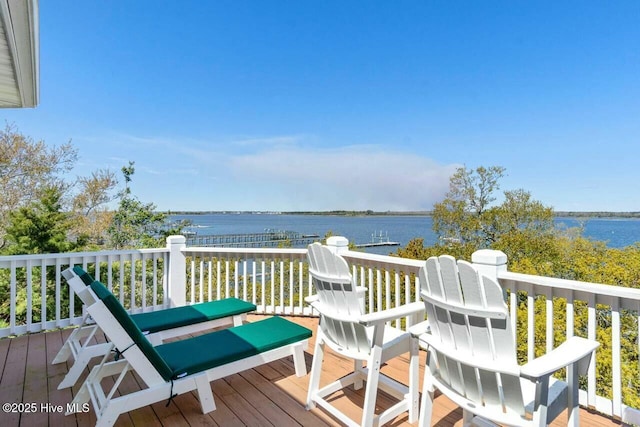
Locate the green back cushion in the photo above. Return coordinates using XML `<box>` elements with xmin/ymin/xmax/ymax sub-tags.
<box><xmin>131</xmin><ymin>298</ymin><xmax>256</xmax><ymax>334</ymax></box>
<box><xmin>89</xmin><ymin>281</ymin><xmax>174</xmax><ymax>381</ymax></box>
<box><xmin>72</xmin><ymin>265</ymin><xmax>95</xmax><ymax>286</ymax></box>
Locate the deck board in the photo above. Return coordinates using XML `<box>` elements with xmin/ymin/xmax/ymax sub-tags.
<box><xmin>0</xmin><ymin>314</ymin><xmax>620</xmax><ymax>426</ymax></box>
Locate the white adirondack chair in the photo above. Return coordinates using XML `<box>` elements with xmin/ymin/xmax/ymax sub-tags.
<box><xmin>413</xmin><ymin>255</ymin><xmax>599</xmax><ymax>427</ymax></box>
<box><xmin>305</xmin><ymin>242</ymin><xmax>425</xmax><ymax>427</ymax></box>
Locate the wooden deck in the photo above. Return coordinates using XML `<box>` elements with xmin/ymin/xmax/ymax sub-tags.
<box><xmin>0</xmin><ymin>314</ymin><xmax>620</xmax><ymax>427</ymax></box>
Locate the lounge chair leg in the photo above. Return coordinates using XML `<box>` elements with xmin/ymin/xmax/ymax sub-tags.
<box><xmin>58</xmin><ymin>341</ymin><xmax>114</xmax><ymax>389</ymax></box>
<box><xmin>232</xmin><ymin>313</ymin><xmax>245</xmax><ymax>326</ymax></box>
<box><xmin>52</xmin><ymin>319</ymin><xmax>97</xmax><ymax>364</ymax></box>
<box><xmin>292</xmin><ymin>343</ymin><xmax>307</xmax><ymax>377</ymax></box>
<box><xmin>195</xmin><ymin>374</ymin><xmax>216</xmax><ymax>413</ymax></box>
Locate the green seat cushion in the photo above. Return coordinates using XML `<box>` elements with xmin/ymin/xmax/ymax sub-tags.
<box><xmin>156</xmin><ymin>316</ymin><xmax>312</xmax><ymax>378</ymax></box>
<box><xmin>131</xmin><ymin>298</ymin><xmax>256</xmax><ymax>334</ymax></box>
<box><xmin>89</xmin><ymin>281</ymin><xmax>174</xmax><ymax>381</ymax></box>
<box><xmin>72</xmin><ymin>265</ymin><xmax>95</xmax><ymax>286</ymax></box>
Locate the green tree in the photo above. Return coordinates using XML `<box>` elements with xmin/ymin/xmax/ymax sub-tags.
<box><xmin>432</xmin><ymin>166</ymin><xmax>554</xmax><ymax>252</ymax></box>
<box><xmin>0</xmin><ymin>187</ymin><xmax>79</xmax><ymax>327</ymax></box>
<box><xmin>71</xmin><ymin>168</ymin><xmax>118</xmax><ymax>247</ymax></box>
<box><xmin>107</xmin><ymin>162</ymin><xmax>168</xmax><ymax>249</ymax></box>
<box><xmin>432</xmin><ymin>165</ymin><xmax>505</xmax><ymax>247</ymax></box>
<box><xmin>3</xmin><ymin>186</ymin><xmax>77</xmax><ymax>254</ymax></box>
<box><xmin>0</xmin><ymin>124</ymin><xmax>77</xmax><ymax>247</ymax></box>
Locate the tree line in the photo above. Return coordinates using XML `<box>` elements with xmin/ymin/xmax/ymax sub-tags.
<box><xmin>0</xmin><ymin>125</ymin><xmax>189</xmax><ymax>255</ymax></box>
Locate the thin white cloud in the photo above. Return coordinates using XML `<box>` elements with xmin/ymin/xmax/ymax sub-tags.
<box><xmin>230</xmin><ymin>135</ymin><xmax>307</xmax><ymax>147</ymax></box>
<box><xmin>229</xmin><ymin>146</ymin><xmax>459</xmax><ymax>210</ymax></box>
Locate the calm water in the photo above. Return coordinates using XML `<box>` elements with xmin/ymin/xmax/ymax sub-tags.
<box><xmin>170</xmin><ymin>214</ymin><xmax>640</xmax><ymax>255</ymax></box>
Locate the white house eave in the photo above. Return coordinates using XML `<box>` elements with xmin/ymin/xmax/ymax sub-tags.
<box><xmin>0</xmin><ymin>0</ymin><xmax>39</xmax><ymax>108</ymax></box>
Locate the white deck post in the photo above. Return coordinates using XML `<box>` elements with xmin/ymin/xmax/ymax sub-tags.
<box><xmin>326</xmin><ymin>236</ymin><xmax>349</xmax><ymax>254</ymax></box>
<box><xmin>471</xmin><ymin>249</ymin><xmax>508</xmax><ymax>283</ymax></box>
<box><xmin>166</xmin><ymin>235</ymin><xmax>187</xmax><ymax>307</ymax></box>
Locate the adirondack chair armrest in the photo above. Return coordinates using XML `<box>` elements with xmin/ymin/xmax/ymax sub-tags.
<box><xmin>305</xmin><ymin>295</ymin><xmax>319</xmax><ymax>304</ymax></box>
<box><xmin>359</xmin><ymin>302</ymin><xmax>425</xmax><ymax>326</ymax></box>
<box><xmin>520</xmin><ymin>336</ymin><xmax>599</xmax><ymax>381</ymax></box>
<box><xmin>408</xmin><ymin>320</ymin><xmax>430</xmax><ymax>337</ymax></box>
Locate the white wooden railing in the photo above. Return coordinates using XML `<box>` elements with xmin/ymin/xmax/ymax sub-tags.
<box><xmin>0</xmin><ymin>235</ymin><xmax>638</xmax><ymax>423</ymax></box>
<box><xmin>0</xmin><ymin>248</ymin><xmax>169</xmax><ymax>337</ymax></box>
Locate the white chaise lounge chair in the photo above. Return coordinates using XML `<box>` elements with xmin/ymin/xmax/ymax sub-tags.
<box><xmin>67</xmin><ymin>279</ymin><xmax>311</xmax><ymax>427</ymax></box>
<box><xmin>53</xmin><ymin>266</ymin><xmax>256</xmax><ymax>389</ymax></box>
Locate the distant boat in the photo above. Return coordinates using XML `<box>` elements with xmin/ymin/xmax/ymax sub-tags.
<box><xmin>440</xmin><ymin>236</ymin><xmax>461</xmax><ymax>244</ymax></box>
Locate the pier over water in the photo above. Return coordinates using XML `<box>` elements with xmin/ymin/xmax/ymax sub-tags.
<box><xmin>185</xmin><ymin>230</ymin><xmax>320</xmax><ymax>248</ymax></box>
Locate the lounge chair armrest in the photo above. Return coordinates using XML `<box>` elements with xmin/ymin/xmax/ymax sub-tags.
<box><xmin>520</xmin><ymin>336</ymin><xmax>599</xmax><ymax>381</ymax></box>
<box><xmin>359</xmin><ymin>302</ymin><xmax>425</xmax><ymax>326</ymax></box>
<box><xmin>408</xmin><ymin>320</ymin><xmax>430</xmax><ymax>337</ymax></box>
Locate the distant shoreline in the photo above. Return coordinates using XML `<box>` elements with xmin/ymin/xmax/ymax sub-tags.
<box><xmin>165</xmin><ymin>210</ymin><xmax>640</xmax><ymax>218</ymax></box>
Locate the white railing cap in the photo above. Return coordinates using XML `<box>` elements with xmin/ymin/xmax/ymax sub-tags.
<box><xmin>327</xmin><ymin>236</ymin><xmax>349</xmax><ymax>248</ymax></box>
<box><xmin>471</xmin><ymin>249</ymin><xmax>508</xmax><ymax>266</ymax></box>
<box><xmin>167</xmin><ymin>235</ymin><xmax>186</xmax><ymax>244</ymax></box>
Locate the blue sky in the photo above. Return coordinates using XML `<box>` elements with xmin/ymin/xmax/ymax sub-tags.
<box><xmin>4</xmin><ymin>1</ymin><xmax>639</xmax><ymax>212</ymax></box>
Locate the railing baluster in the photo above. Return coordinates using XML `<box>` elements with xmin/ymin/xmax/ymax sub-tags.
<box><xmin>130</xmin><ymin>254</ymin><xmax>136</xmax><ymax>310</ymax></box>
<box><xmin>527</xmin><ymin>285</ymin><xmax>535</xmax><ymax>362</ymax></box>
<box><xmin>40</xmin><ymin>259</ymin><xmax>46</xmax><ymax>330</ymax></box>
<box><xmin>611</xmin><ymin>297</ymin><xmax>621</xmax><ymax>419</ymax></box>
<box><xmin>234</xmin><ymin>259</ymin><xmax>239</xmax><ymax>299</ymax></box>
<box><xmin>587</xmin><ymin>293</ymin><xmax>597</xmax><ymax>407</ymax></box>
<box><xmin>10</xmin><ymin>261</ymin><xmax>16</xmax><ymax>335</ymax></box>
<box><xmin>55</xmin><ymin>258</ymin><xmax>61</xmax><ymax>325</ymax></box>
<box><xmin>261</xmin><ymin>260</ymin><xmax>266</xmax><ymax>309</ymax></box>
<box><xmin>208</xmin><ymin>260</ymin><xmax>212</xmax><ymax>302</ymax></box>
<box><xmin>26</xmin><ymin>260</ymin><xmax>32</xmax><ymax>331</ymax></box>
<box><xmin>278</xmin><ymin>259</ymin><xmax>284</xmax><ymax>313</ymax></box>
<box><xmin>546</xmin><ymin>288</ymin><xmax>553</xmax><ymax>354</ymax></box>
<box><xmin>252</xmin><ymin>259</ymin><xmax>257</xmax><ymax>306</ymax></box>
<box><xmin>270</xmin><ymin>260</ymin><xmax>275</xmax><ymax>313</ymax></box>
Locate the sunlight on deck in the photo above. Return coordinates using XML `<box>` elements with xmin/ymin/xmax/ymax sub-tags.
<box><xmin>0</xmin><ymin>315</ymin><xmax>619</xmax><ymax>426</ymax></box>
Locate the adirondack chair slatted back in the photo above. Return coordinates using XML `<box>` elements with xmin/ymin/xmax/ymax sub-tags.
<box><xmin>307</xmin><ymin>243</ymin><xmax>370</xmax><ymax>354</ymax></box>
<box><xmin>419</xmin><ymin>255</ymin><xmax>527</xmax><ymax>418</ymax></box>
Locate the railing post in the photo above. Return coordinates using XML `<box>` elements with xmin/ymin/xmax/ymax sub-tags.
<box><xmin>167</xmin><ymin>235</ymin><xmax>186</xmax><ymax>307</ymax></box>
<box><xmin>471</xmin><ymin>249</ymin><xmax>508</xmax><ymax>282</ymax></box>
<box><xmin>326</xmin><ymin>236</ymin><xmax>349</xmax><ymax>254</ymax></box>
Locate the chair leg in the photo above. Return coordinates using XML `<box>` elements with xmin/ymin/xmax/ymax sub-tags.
<box><xmin>361</xmin><ymin>346</ymin><xmax>383</xmax><ymax>427</ymax></box>
<box><xmin>418</xmin><ymin>365</ymin><xmax>434</xmax><ymax>427</ymax></box>
<box><xmin>354</xmin><ymin>359</ymin><xmax>364</xmax><ymax>390</ymax></box>
<box><xmin>408</xmin><ymin>337</ymin><xmax>419</xmax><ymax>423</ymax></box>
<box><xmin>567</xmin><ymin>362</ymin><xmax>580</xmax><ymax>427</ymax></box>
<box><xmin>306</xmin><ymin>336</ymin><xmax>325</xmax><ymax>410</ymax></box>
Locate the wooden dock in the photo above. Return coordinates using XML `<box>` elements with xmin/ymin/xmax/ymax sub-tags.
<box><xmin>185</xmin><ymin>231</ymin><xmax>319</xmax><ymax>248</ymax></box>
